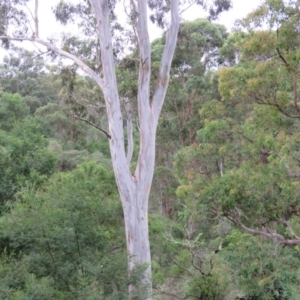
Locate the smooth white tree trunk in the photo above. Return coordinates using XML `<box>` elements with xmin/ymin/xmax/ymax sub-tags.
<box><xmin>122</xmin><ymin>193</ymin><xmax>152</xmax><ymax>293</ymax></box>
<box><xmin>0</xmin><ymin>1</ymin><xmax>180</xmax><ymax>299</ymax></box>
<box><xmin>89</xmin><ymin>2</ymin><xmax>179</xmax><ymax>298</ymax></box>
<box><xmin>114</xmin><ymin>123</ymin><xmax>156</xmax><ymax>297</ymax></box>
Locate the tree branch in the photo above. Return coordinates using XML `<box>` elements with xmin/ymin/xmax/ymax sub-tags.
<box><xmin>276</xmin><ymin>47</ymin><xmax>295</xmax><ymax>73</ymax></box>
<box><xmin>276</xmin><ymin>48</ymin><xmax>300</xmax><ymax>114</ymax></box>
<box><xmin>237</xmin><ymin>130</ymin><xmax>255</xmax><ymax>143</ymax></box>
<box><xmin>179</xmin><ymin>1</ymin><xmax>197</xmax><ymax>15</ymax></box>
<box><xmin>24</xmin><ymin>3</ymin><xmax>35</xmax><ymax>34</ymax></box>
<box><xmin>89</xmin><ymin>0</ymin><xmax>132</xmax><ymax>198</ymax></box>
<box><xmin>153</xmin><ymin>287</ymin><xmax>190</xmax><ymax>300</ymax></box>
<box><xmin>252</xmin><ymin>93</ymin><xmax>300</xmax><ymax>119</ymax></box>
<box><xmin>227</xmin><ymin>211</ymin><xmax>300</xmax><ymax>245</ymax></box>
<box><xmin>73</xmin><ymin>114</ymin><xmax>111</xmax><ymax>139</ymax></box>
<box><xmin>186</xmin><ymin>246</ymin><xmax>209</xmax><ymax>276</ymax></box>
<box><xmin>136</xmin><ymin>0</ymin><xmax>151</xmax><ymax>130</ymax></box>
<box><xmin>152</xmin><ymin>0</ymin><xmax>180</xmax><ymax>125</ymax></box>
<box><xmin>282</xmin><ymin>221</ymin><xmax>300</xmax><ymax>239</ymax></box>
<box><xmin>31</xmin><ymin>50</ymin><xmax>51</xmax><ymax>60</ymax></box>
<box><xmin>0</xmin><ymin>35</ymin><xmax>104</xmax><ymax>89</ymax></box>
<box><xmin>172</xmin><ymin>259</ymin><xmax>193</xmax><ymax>276</ymax></box>
<box><xmin>89</xmin><ymin>0</ymin><xmax>119</xmax><ymax>98</ymax></box>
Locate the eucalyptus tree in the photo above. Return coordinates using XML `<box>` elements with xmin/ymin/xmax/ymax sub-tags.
<box><xmin>175</xmin><ymin>0</ymin><xmax>300</xmax><ymax>249</ymax></box>
<box><xmin>173</xmin><ymin>6</ymin><xmax>300</xmax><ymax>294</ymax></box>
<box><xmin>0</xmin><ymin>0</ymin><xmax>232</xmax><ymax>296</ymax></box>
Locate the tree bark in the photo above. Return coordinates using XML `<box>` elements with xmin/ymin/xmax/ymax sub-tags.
<box><xmin>0</xmin><ymin>0</ymin><xmax>180</xmax><ymax>298</ymax></box>
<box><xmin>83</xmin><ymin>1</ymin><xmax>179</xmax><ymax>297</ymax></box>
<box><xmin>122</xmin><ymin>191</ymin><xmax>152</xmax><ymax>295</ymax></box>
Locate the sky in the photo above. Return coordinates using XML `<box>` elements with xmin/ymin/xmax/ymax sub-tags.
<box><xmin>0</xmin><ymin>0</ymin><xmax>263</xmax><ymax>61</ymax></box>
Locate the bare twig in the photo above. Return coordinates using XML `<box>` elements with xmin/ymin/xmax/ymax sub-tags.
<box><xmin>153</xmin><ymin>287</ymin><xmax>190</xmax><ymax>300</ymax></box>
<box><xmin>73</xmin><ymin>114</ymin><xmax>111</xmax><ymax>139</ymax></box>
<box><xmin>226</xmin><ymin>211</ymin><xmax>300</xmax><ymax>246</ymax></box>
<box><xmin>267</xmin><ymin>102</ymin><xmax>300</xmax><ymax>118</ymax></box>
<box><xmin>179</xmin><ymin>1</ymin><xmax>197</xmax><ymax>15</ymax></box>
<box><xmin>0</xmin><ymin>35</ymin><xmax>104</xmax><ymax>89</ymax></box>
<box><xmin>276</xmin><ymin>47</ymin><xmax>295</xmax><ymax>73</ymax></box>
<box><xmin>276</xmin><ymin>48</ymin><xmax>300</xmax><ymax>114</ymax></box>
<box><xmin>24</xmin><ymin>0</ymin><xmax>39</xmax><ymax>37</ymax></box>
<box><xmin>187</xmin><ymin>247</ymin><xmax>207</xmax><ymax>276</ymax></box>
<box><xmin>171</xmin><ymin>259</ymin><xmax>193</xmax><ymax>276</ymax></box>
<box><xmin>24</xmin><ymin>3</ymin><xmax>35</xmax><ymax>34</ymax></box>
<box><xmin>237</xmin><ymin>130</ymin><xmax>255</xmax><ymax>143</ymax></box>
<box><xmin>32</xmin><ymin>50</ymin><xmax>51</xmax><ymax>59</ymax></box>
<box><xmin>282</xmin><ymin>221</ymin><xmax>300</xmax><ymax>239</ymax></box>
<box><xmin>123</xmin><ymin>0</ymin><xmax>139</xmax><ymax>48</ymax></box>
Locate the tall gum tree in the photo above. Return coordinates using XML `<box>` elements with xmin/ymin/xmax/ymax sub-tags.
<box><xmin>0</xmin><ymin>0</ymin><xmax>232</xmax><ymax>297</ymax></box>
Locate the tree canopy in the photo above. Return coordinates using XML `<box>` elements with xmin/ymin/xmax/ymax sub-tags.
<box><xmin>1</xmin><ymin>0</ymin><xmax>300</xmax><ymax>299</ymax></box>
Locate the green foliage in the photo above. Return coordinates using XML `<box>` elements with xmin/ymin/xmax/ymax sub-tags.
<box><xmin>173</xmin><ymin>2</ymin><xmax>300</xmax><ymax>299</ymax></box>
<box><xmin>0</xmin><ymin>93</ymin><xmax>29</xmax><ymax>131</ymax></box>
<box><xmin>154</xmin><ymin>21</ymin><xmax>228</xmax><ymax>226</ymax></box>
<box><xmin>176</xmin><ymin>0</ymin><xmax>300</xmax><ymax>243</ymax></box>
<box><xmin>223</xmin><ymin>230</ymin><xmax>299</xmax><ymax>299</ymax></box>
<box><xmin>2</xmin><ymin>3</ymin><xmax>300</xmax><ymax>299</ymax></box>
<box><xmin>173</xmin><ymin>19</ymin><xmax>228</xmax><ymax>69</ymax></box>
<box><xmin>149</xmin><ymin>214</ymin><xmax>182</xmax><ymax>279</ymax></box>
<box><xmin>35</xmin><ymin>103</ymin><xmax>77</xmax><ymax>142</ymax></box>
<box><xmin>0</xmin><ymin>162</ymin><xmax>129</xmax><ymax>299</ymax></box>
<box><xmin>156</xmin><ymin>19</ymin><xmax>228</xmax><ymax>151</ymax></box>
<box><xmin>0</xmin><ymin>48</ymin><xmax>59</xmax><ymax>113</ymax></box>
<box><xmin>0</xmin><ymin>253</ymin><xmax>63</xmax><ymax>300</ymax></box>
<box><xmin>0</xmin><ymin>116</ymin><xmax>57</xmax><ymax>208</ymax></box>
<box><xmin>34</xmin><ymin>101</ymin><xmax>111</xmax><ymax>170</ymax></box>
<box><xmin>187</xmin><ymin>275</ymin><xmax>224</xmax><ymax>300</ymax></box>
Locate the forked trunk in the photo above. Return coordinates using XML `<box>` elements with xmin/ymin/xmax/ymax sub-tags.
<box><xmin>85</xmin><ymin>2</ymin><xmax>179</xmax><ymax>299</ymax></box>
<box><xmin>114</xmin><ymin>125</ymin><xmax>156</xmax><ymax>299</ymax></box>
<box><xmin>0</xmin><ymin>0</ymin><xmax>179</xmax><ymax>298</ymax></box>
